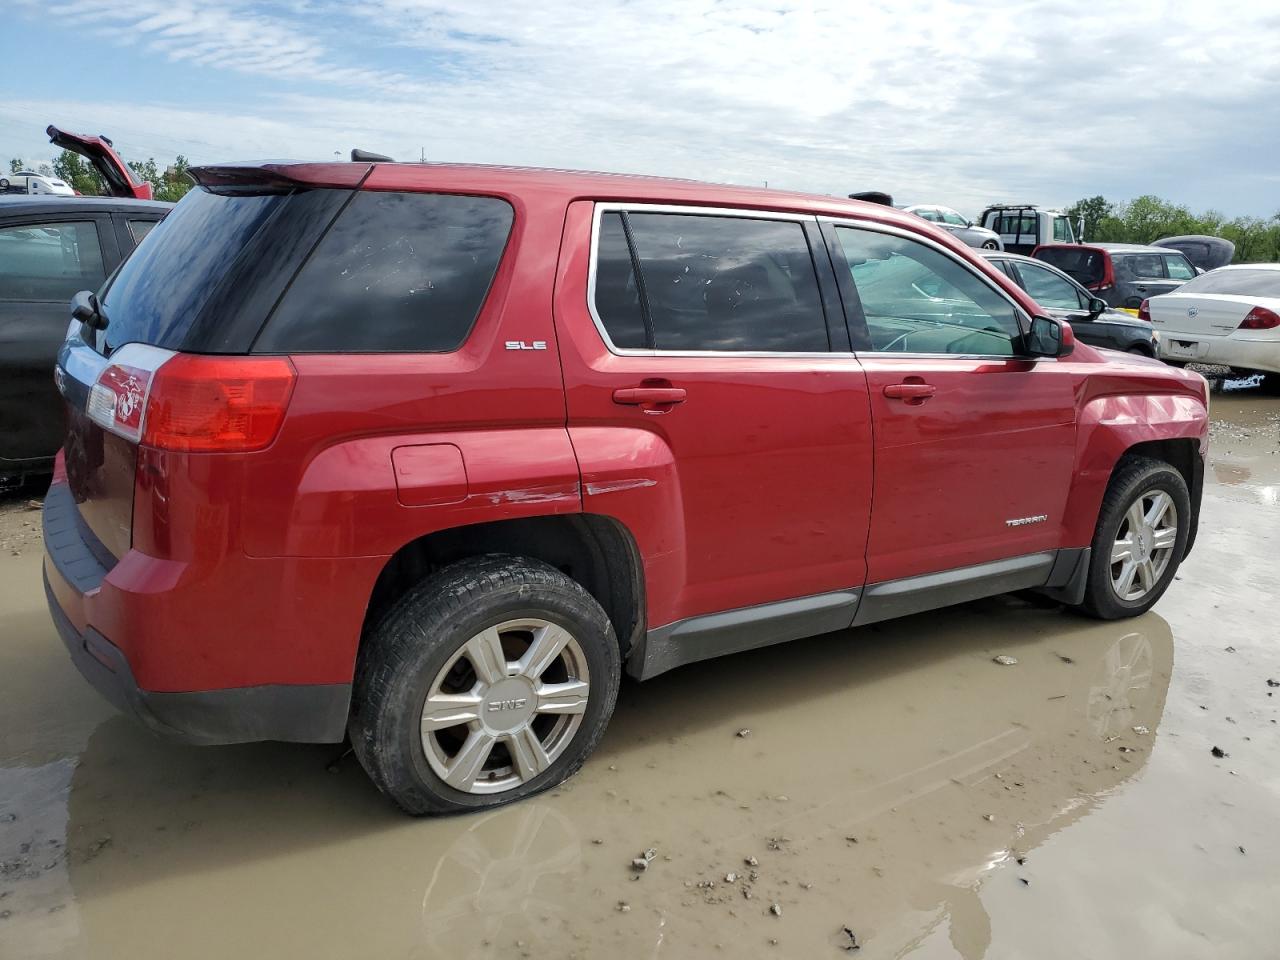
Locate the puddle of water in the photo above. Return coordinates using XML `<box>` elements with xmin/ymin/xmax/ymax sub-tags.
<box><xmin>1</xmin><ymin>396</ymin><xmax>1277</xmax><ymax>959</ymax></box>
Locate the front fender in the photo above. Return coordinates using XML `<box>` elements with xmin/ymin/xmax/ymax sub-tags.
<box><xmin>1061</xmin><ymin>392</ymin><xmax>1208</xmax><ymax>548</ymax></box>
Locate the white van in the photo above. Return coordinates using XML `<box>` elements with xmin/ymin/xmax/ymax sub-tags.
<box><xmin>0</xmin><ymin>172</ymin><xmax>76</xmax><ymax>196</ymax></box>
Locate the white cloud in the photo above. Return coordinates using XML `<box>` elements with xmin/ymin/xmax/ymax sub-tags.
<box><xmin>5</xmin><ymin>0</ymin><xmax>1279</xmax><ymax>215</ymax></box>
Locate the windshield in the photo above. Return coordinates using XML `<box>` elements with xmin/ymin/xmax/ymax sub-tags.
<box><xmin>97</xmin><ymin>187</ymin><xmax>285</xmax><ymax>355</ymax></box>
<box><xmin>1179</xmin><ymin>268</ymin><xmax>1280</xmax><ymax>297</ymax></box>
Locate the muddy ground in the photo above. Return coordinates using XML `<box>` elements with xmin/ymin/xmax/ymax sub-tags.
<box><xmin>1</xmin><ymin>390</ymin><xmax>1277</xmax><ymax>960</ymax></box>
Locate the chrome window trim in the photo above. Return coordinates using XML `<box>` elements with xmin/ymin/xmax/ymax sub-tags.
<box><xmin>586</xmin><ymin>202</ymin><xmax>846</xmax><ymax>359</ymax></box>
<box><xmin>820</xmin><ymin>215</ymin><xmax>1037</xmax><ymax>362</ymax></box>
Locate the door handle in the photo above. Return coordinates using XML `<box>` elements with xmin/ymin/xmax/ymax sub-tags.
<box><xmin>884</xmin><ymin>382</ymin><xmax>936</xmax><ymax>403</ymax></box>
<box><xmin>613</xmin><ymin>386</ymin><xmax>687</xmax><ymax>406</ymax></box>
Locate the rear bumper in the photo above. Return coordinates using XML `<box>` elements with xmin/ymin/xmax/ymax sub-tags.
<box><xmin>42</xmin><ymin>477</ymin><xmax>358</xmax><ymax>744</ymax></box>
<box><xmin>45</xmin><ymin>570</ymin><xmax>350</xmax><ymax>744</ymax></box>
<box><xmin>1156</xmin><ymin>332</ymin><xmax>1280</xmax><ymax>375</ymax></box>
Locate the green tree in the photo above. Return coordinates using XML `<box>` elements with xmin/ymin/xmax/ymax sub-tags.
<box><xmin>53</xmin><ymin>150</ymin><xmax>105</xmax><ymax>195</ymax></box>
<box><xmin>8</xmin><ymin>158</ymin><xmax>23</xmax><ymax>174</ymax></box>
<box><xmin>1065</xmin><ymin>195</ymin><xmax>1113</xmax><ymax>243</ymax></box>
<box><xmin>154</xmin><ymin>155</ymin><xmax>193</xmax><ymax>202</ymax></box>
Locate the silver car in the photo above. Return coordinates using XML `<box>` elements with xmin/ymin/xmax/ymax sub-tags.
<box><xmin>903</xmin><ymin>204</ymin><xmax>1003</xmax><ymax>251</ymax></box>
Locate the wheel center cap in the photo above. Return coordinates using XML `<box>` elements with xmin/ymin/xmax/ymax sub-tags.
<box><xmin>481</xmin><ymin>677</ymin><xmax>536</xmax><ymax>733</ymax></box>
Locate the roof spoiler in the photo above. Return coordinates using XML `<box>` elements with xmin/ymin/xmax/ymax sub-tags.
<box><xmin>351</xmin><ymin>148</ymin><xmax>393</xmax><ymax>162</ymax></box>
<box><xmin>848</xmin><ymin>191</ymin><xmax>893</xmax><ymax>206</ymax></box>
<box><xmin>187</xmin><ymin>161</ymin><xmax>372</xmax><ymax>190</ymax></box>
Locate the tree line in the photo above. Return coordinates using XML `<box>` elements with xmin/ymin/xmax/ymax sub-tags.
<box><xmin>7</xmin><ymin>151</ymin><xmax>194</xmax><ymax>202</ymax></box>
<box><xmin>1067</xmin><ymin>195</ymin><xmax>1280</xmax><ymax>263</ymax></box>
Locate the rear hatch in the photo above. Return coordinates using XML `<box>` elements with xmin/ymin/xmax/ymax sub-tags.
<box><xmin>54</xmin><ymin>177</ymin><xmax>351</xmax><ymax>565</ymax></box>
<box><xmin>47</xmin><ymin>125</ymin><xmax>152</xmax><ymax>200</ymax></box>
<box><xmin>1035</xmin><ymin>246</ymin><xmax>1105</xmax><ymax>289</ymax></box>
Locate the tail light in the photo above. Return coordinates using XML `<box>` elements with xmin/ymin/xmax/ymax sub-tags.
<box><xmin>1240</xmin><ymin>306</ymin><xmax>1280</xmax><ymax>330</ymax></box>
<box><xmin>1083</xmin><ymin>251</ymin><xmax>1115</xmax><ymax>293</ymax></box>
<box><xmin>86</xmin><ymin>345</ymin><xmax>295</xmax><ymax>451</ymax></box>
<box><xmin>1138</xmin><ymin>299</ymin><xmax>1151</xmax><ymax>322</ymax></box>
<box><xmin>144</xmin><ymin>355</ymin><xmax>296</xmax><ymax>451</ymax></box>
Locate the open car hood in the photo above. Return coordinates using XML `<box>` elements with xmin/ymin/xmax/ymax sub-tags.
<box><xmin>47</xmin><ymin>125</ymin><xmax>153</xmax><ymax>199</ymax></box>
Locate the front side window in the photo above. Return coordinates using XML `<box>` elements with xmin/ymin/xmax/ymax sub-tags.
<box><xmin>259</xmin><ymin>191</ymin><xmax>514</xmax><ymax>352</ymax></box>
<box><xmin>0</xmin><ymin>220</ymin><xmax>105</xmax><ymax>301</ymax></box>
<box><xmin>1163</xmin><ymin>254</ymin><xmax>1196</xmax><ymax>280</ymax></box>
<box><xmin>1015</xmin><ymin>262</ymin><xmax>1086</xmax><ymax>310</ymax></box>
<box><xmin>835</xmin><ymin>226</ymin><xmax>1021</xmax><ymax>356</ymax></box>
<box><xmin>593</xmin><ymin>210</ymin><xmax>828</xmax><ymax>352</ymax></box>
<box><xmin>1052</xmin><ymin>216</ymin><xmax>1073</xmax><ymax>242</ymax></box>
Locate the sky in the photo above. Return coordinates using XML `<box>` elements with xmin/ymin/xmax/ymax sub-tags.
<box><xmin>2</xmin><ymin>0</ymin><xmax>1278</xmax><ymax>218</ymax></box>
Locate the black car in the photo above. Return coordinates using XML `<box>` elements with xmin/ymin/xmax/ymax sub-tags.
<box><xmin>980</xmin><ymin>250</ymin><xmax>1159</xmax><ymax>356</ymax></box>
<box><xmin>0</xmin><ymin>195</ymin><xmax>171</xmax><ymax>484</ymax></box>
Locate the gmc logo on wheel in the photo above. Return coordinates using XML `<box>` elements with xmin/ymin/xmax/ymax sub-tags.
<box><xmin>487</xmin><ymin>698</ymin><xmax>528</xmax><ymax>712</ymax></box>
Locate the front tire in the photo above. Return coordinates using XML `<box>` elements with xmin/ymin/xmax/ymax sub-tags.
<box><xmin>1077</xmin><ymin>457</ymin><xmax>1190</xmax><ymax>619</ymax></box>
<box><xmin>349</xmin><ymin>555</ymin><xmax>621</xmax><ymax>815</ymax></box>
<box><xmin>981</xmin><ymin>240</ymin><xmax>999</xmax><ymax>250</ymax></box>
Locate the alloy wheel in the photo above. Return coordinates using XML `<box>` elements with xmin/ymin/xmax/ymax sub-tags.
<box><xmin>420</xmin><ymin>619</ymin><xmax>591</xmax><ymax>794</ymax></box>
<box><xmin>1109</xmin><ymin>490</ymin><xmax>1178</xmax><ymax>601</ymax></box>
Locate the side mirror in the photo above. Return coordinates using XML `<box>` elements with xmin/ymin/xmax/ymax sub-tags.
<box><xmin>1025</xmin><ymin>315</ymin><xmax>1074</xmax><ymax>358</ymax></box>
<box><xmin>1088</xmin><ymin>297</ymin><xmax>1107</xmax><ymax>317</ymax></box>
<box><xmin>70</xmin><ymin>290</ymin><xmax>107</xmax><ymax>330</ymax></box>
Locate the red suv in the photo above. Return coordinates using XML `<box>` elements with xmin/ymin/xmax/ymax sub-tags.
<box><xmin>45</xmin><ymin>161</ymin><xmax>1209</xmax><ymax>814</ymax></box>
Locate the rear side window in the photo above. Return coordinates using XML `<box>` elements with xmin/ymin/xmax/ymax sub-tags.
<box><xmin>127</xmin><ymin>219</ymin><xmax>159</xmax><ymax>245</ymax></box>
<box><xmin>101</xmin><ymin>188</ymin><xmax>284</xmax><ymax>354</ymax></box>
<box><xmin>593</xmin><ymin>210</ymin><xmax>828</xmax><ymax>353</ymax></box>
<box><xmin>0</xmin><ymin>220</ymin><xmax>105</xmax><ymax>301</ymax></box>
<box><xmin>258</xmin><ymin>192</ymin><xmax>513</xmax><ymax>353</ymax></box>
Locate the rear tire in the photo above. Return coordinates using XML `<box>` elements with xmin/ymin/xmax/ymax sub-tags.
<box><xmin>349</xmin><ymin>555</ymin><xmax>621</xmax><ymax>815</ymax></box>
<box><xmin>1076</xmin><ymin>457</ymin><xmax>1190</xmax><ymax>620</ymax></box>
<box><xmin>1258</xmin><ymin>372</ymin><xmax>1280</xmax><ymax>395</ymax></box>
<box><xmin>981</xmin><ymin>240</ymin><xmax>999</xmax><ymax>250</ymax></box>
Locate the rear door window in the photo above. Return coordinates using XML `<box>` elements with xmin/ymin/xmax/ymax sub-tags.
<box><xmin>258</xmin><ymin>192</ymin><xmax>514</xmax><ymax>353</ymax></box>
<box><xmin>834</xmin><ymin>226</ymin><xmax>1021</xmax><ymax>356</ymax></box>
<box><xmin>0</xmin><ymin>220</ymin><xmax>106</xmax><ymax>301</ymax></box>
<box><xmin>593</xmin><ymin>210</ymin><xmax>829</xmax><ymax>352</ymax></box>
<box><xmin>1118</xmin><ymin>254</ymin><xmax>1165</xmax><ymax>280</ymax></box>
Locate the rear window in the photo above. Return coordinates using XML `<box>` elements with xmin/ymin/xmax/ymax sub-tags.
<box><xmin>99</xmin><ymin>187</ymin><xmax>284</xmax><ymax>355</ymax></box>
<box><xmin>1035</xmin><ymin>247</ymin><xmax>1104</xmax><ymax>286</ymax></box>
<box><xmin>1179</xmin><ymin>269</ymin><xmax>1280</xmax><ymax>297</ymax></box>
<box><xmin>257</xmin><ymin>192</ymin><xmax>513</xmax><ymax>353</ymax></box>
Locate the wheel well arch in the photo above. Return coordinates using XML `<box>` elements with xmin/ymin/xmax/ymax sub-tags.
<box><xmin>1115</xmin><ymin>437</ymin><xmax>1203</xmax><ymax>554</ymax></box>
<box><xmin>363</xmin><ymin>514</ymin><xmax>646</xmax><ymax>658</ymax></box>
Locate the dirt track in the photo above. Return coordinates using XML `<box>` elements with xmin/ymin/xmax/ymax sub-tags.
<box><xmin>1</xmin><ymin>391</ymin><xmax>1278</xmax><ymax>959</ymax></box>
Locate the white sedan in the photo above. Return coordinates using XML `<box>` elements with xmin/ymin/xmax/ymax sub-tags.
<box><xmin>1146</xmin><ymin>264</ymin><xmax>1280</xmax><ymax>389</ymax></box>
